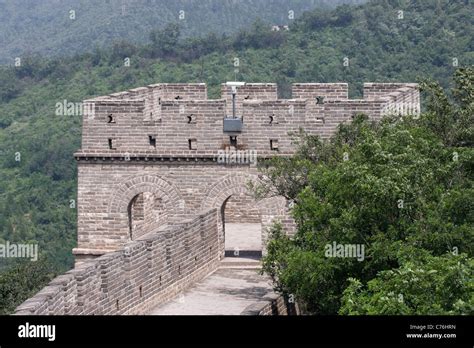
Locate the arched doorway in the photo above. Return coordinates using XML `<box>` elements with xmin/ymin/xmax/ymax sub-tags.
<box><xmin>201</xmin><ymin>173</ymin><xmax>292</xmax><ymax>258</ymax></box>
<box><xmin>107</xmin><ymin>174</ymin><xmax>184</xmax><ymax>246</ymax></box>
<box><xmin>127</xmin><ymin>192</ymin><xmax>164</xmax><ymax>240</ymax></box>
<box><xmin>221</xmin><ymin>192</ymin><xmax>262</xmax><ymax>257</ymax></box>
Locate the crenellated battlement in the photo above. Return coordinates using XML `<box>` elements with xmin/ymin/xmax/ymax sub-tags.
<box><xmin>70</xmin><ymin>81</ymin><xmax>419</xmax><ymax>258</ymax></box>
<box><xmin>16</xmin><ymin>81</ymin><xmax>422</xmax><ymax>315</ymax></box>
<box><xmin>76</xmin><ymin>82</ymin><xmax>419</xmax><ymax>159</ymax></box>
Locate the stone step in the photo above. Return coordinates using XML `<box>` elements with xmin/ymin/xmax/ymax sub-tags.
<box><xmin>219</xmin><ymin>257</ymin><xmax>262</xmax><ymax>269</ymax></box>
<box><xmin>219</xmin><ymin>266</ymin><xmax>261</xmax><ymax>270</ymax></box>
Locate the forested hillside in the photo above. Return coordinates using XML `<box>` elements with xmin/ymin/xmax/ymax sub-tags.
<box><xmin>0</xmin><ymin>0</ymin><xmax>472</xmax><ymax>312</ymax></box>
<box><xmin>0</xmin><ymin>0</ymin><xmax>364</xmax><ymax>64</ymax></box>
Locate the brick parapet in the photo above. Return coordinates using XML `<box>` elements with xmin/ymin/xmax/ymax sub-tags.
<box><xmin>79</xmin><ymin>82</ymin><xmax>420</xmax><ymax>156</ymax></box>
<box><xmin>14</xmin><ymin>209</ymin><xmax>219</xmax><ymax>315</ymax></box>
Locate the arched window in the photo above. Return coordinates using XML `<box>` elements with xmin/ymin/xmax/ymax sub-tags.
<box><xmin>127</xmin><ymin>192</ymin><xmax>163</xmax><ymax>240</ymax></box>
<box><xmin>221</xmin><ymin>192</ymin><xmax>262</xmax><ymax>258</ymax></box>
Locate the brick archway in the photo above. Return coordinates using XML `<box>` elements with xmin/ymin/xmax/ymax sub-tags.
<box><xmin>107</xmin><ymin>175</ymin><xmax>184</xmax><ymax>242</ymax></box>
<box><xmin>108</xmin><ymin>174</ymin><xmax>184</xmax><ymax>222</ymax></box>
<box><xmin>201</xmin><ymin>173</ymin><xmax>259</xmax><ymax>212</ymax></box>
<box><xmin>201</xmin><ymin>173</ymin><xmax>287</xmax><ymax>256</ymax></box>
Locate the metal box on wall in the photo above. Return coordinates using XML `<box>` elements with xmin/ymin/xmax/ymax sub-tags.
<box><xmin>223</xmin><ymin>117</ymin><xmax>243</xmax><ymax>132</ymax></box>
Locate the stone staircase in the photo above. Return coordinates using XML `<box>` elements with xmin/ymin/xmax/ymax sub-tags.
<box><xmin>219</xmin><ymin>255</ymin><xmax>262</xmax><ymax>269</ymax></box>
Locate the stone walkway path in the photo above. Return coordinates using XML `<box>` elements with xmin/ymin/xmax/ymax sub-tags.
<box><xmin>149</xmin><ymin>258</ymin><xmax>274</xmax><ymax>315</ymax></box>
<box><xmin>149</xmin><ymin>223</ymin><xmax>274</xmax><ymax>315</ymax></box>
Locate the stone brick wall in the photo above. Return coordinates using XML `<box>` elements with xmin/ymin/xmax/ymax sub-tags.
<box><xmin>241</xmin><ymin>99</ymin><xmax>306</xmax><ymax>154</ymax></box>
<box><xmin>241</xmin><ymin>293</ymin><xmax>299</xmax><ymax>315</ymax></box>
<box><xmin>224</xmin><ymin>193</ymin><xmax>261</xmax><ymax>223</ymax></box>
<box><xmin>291</xmin><ymin>83</ymin><xmax>349</xmax><ymax>135</ymax></box>
<box><xmin>74</xmin><ymin>81</ymin><xmax>419</xmax><ymax>259</ymax></box>
<box><xmin>129</xmin><ymin>192</ymin><xmax>165</xmax><ymax>240</ymax></box>
<box><xmin>106</xmin><ymin>83</ymin><xmax>208</xmax><ymax>121</ymax></box>
<box><xmin>363</xmin><ymin>82</ymin><xmax>418</xmax><ymax>100</ymax></box>
<box><xmin>16</xmin><ymin>81</ymin><xmax>420</xmax><ymax>315</ymax></box>
<box><xmin>320</xmin><ymin>99</ymin><xmax>386</xmax><ymax>138</ymax></box>
<box><xmin>15</xmin><ymin>209</ymin><xmax>219</xmax><ymax>315</ymax></box>
<box><xmin>158</xmin><ymin>99</ymin><xmax>227</xmax><ymax>152</ymax></box>
<box><xmin>221</xmin><ymin>83</ymin><xmax>278</xmax><ymax>116</ymax></box>
<box><xmin>79</xmin><ymin>82</ymin><xmax>419</xmax><ymax>157</ymax></box>
<box><xmin>73</xmin><ymin>162</ymin><xmax>291</xmax><ymax>259</ymax></box>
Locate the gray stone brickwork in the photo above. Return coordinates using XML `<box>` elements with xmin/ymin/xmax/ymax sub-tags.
<box><xmin>15</xmin><ymin>210</ymin><xmax>219</xmax><ymax>315</ymax></box>
<box><xmin>224</xmin><ymin>193</ymin><xmax>261</xmax><ymax>223</ymax></box>
<box><xmin>241</xmin><ymin>293</ymin><xmax>300</xmax><ymax>315</ymax></box>
<box><xmin>15</xmin><ymin>81</ymin><xmax>419</xmax><ymax>315</ymax></box>
<box><xmin>74</xmin><ymin>81</ymin><xmax>419</xmax><ymax>259</ymax></box>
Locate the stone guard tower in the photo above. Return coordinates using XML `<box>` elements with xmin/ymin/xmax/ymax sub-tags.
<box><xmin>73</xmin><ymin>82</ymin><xmax>420</xmax><ymax>263</ymax></box>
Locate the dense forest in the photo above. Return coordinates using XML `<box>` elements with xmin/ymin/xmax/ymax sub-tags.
<box><xmin>0</xmin><ymin>0</ymin><xmax>473</xmax><ymax>313</ymax></box>
<box><xmin>0</xmin><ymin>0</ymin><xmax>365</xmax><ymax>64</ymax></box>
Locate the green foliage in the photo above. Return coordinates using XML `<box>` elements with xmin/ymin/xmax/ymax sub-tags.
<box><xmin>0</xmin><ymin>70</ymin><xmax>22</xmax><ymax>104</ymax></box>
<box><xmin>0</xmin><ymin>258</ymin><xmax>57</xmax><ymax>315</ymax></box>
<box><xmin>339</xmin><ymin>252</ymin><xmax>473</xmax><ymax>315</ymax></box>
<box><xmin>420</xmin><ymin>67</ymin><xmax>474</xmax><ymax>146</ymax></box>
<box><xmin>260</xmin><ymin>69</ymin><xmax>473</xmax><ymax>314</ymax></box>
<box><xmin>233</xmin><ymin>19</ymin><xmax>287</xmax><ymax>50</ymax></box>
<box><xmin>149</xmin><ymin>23</ymin><xmax>182</xmax><ymax>59</ymax></box>
<box><xmin>0</xmin><ymin>0</ymin><xmax>364</xmax><ymax>64</ymax></box>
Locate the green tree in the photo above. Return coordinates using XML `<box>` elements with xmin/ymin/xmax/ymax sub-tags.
<box><xmin>149</xmin><ymin>23</ymin><xmax>181</xmax><ymax>59</ymax></box>
<box><xmin>340</xmin><ymin>251</ymin><xmax>473</xmax><ymax>315</ymax></box>
<box><xmin>420</xmin><ymin>67</ymin><xmax>474</xmax><ymax>147</ymax></box>
<box><xmin>258</xmin><ymin>69</ymin><xmax>474</xmax><ymax>314</ymax></box>
<box><xmin>0</xmin><ymin>258</ymin><xmax>56</xmax><ymax>314</ymax></box>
